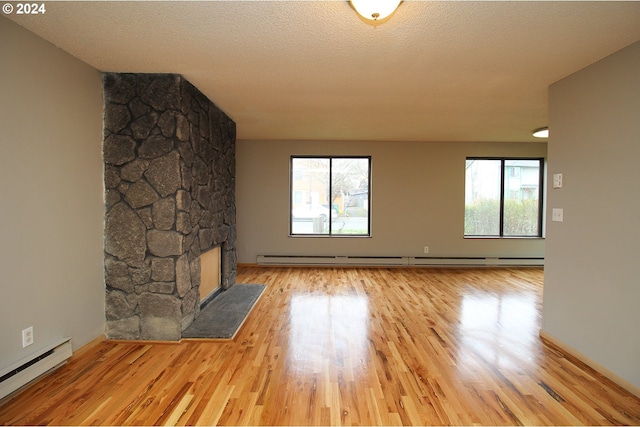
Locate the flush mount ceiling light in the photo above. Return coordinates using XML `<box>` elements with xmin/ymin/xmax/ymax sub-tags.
<box><xmin>350</xmin><ymin>0</ymin><xmax>402</xmax><ymax>21</ymax></box>
<box><xmin>533</xmin><ymin>127</ymin><xmax>549</xmax><ymax>138</ymax></box>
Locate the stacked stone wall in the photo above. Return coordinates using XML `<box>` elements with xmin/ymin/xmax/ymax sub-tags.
<box><xmin>103</xmin><ymin>73</ymin><xmax>236</xmax><ymax>340</ymax></box>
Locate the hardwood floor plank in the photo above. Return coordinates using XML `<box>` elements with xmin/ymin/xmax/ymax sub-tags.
<box><xmin>1</xmin><ymin>267</ymin><xmax>639</xmax><ymax>426</ymax></box>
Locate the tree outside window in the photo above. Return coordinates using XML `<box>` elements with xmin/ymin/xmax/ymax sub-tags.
<box><xmin>290</xmin><ymin>156</ymin><xmax>371</xmax><ymax>236</ymax></box>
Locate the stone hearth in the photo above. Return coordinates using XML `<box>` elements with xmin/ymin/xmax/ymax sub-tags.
<box><xmin>103</xmin><ymin>73</ymin><xmax>236</xmax><ymax>340</ymax></box>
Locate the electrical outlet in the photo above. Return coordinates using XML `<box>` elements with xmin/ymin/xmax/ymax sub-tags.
<box><xmin>22</xmin><ymin>326</ymin><xmax>34</xmax><ymax>348</ymax></box>
<box><xmin>552</xmin><ymin>208</ymin><xmax>564</xmax><ymax>222</ymax></box>
<box><xmin>423</xmin><ymin>246</ymin><xmax>429</xmax><ymax>254</ymax></box>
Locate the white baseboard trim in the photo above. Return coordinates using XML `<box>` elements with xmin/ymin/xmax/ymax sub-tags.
<box><xmin>539</xmin><ymin>329</ymin><xmax>640</xmax><ymax>398</ymax></box>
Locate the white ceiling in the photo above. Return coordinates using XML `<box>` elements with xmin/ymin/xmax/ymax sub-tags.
<box><xmin>8</xmin><ymin>1</ymin><xmax>640</xmax><ymax>142</ymax></box>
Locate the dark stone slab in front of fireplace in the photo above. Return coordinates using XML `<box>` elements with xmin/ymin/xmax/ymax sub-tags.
<box><xmin>182</xmin><ymin>284</ymin><xmax>265</xmax><ymax>339</ymax></box>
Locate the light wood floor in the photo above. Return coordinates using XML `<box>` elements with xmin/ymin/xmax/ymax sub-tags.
<box><xmin>1</xmin><ymin>267</ymin><xmax>639</xmax><ymax>425</ymax></box>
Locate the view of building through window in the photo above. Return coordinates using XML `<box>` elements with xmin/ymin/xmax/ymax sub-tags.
<box><xmin>290</xmin><ymin>157</ymin><xmax>370</xmax><ymax>236</ymax></box>
<box><xmin>465</xmin><ymin>158</ymin><xmax>543</xmax><ymax>237</ymax></box>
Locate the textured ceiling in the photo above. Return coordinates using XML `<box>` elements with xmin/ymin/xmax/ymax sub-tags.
<box><xmin>7</xmin><ymin>1</ymin><xmax>640</xmax><ymax>142</ymax></box>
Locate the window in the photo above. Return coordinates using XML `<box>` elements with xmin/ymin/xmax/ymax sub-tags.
<box><xmin>290</xmin><ymin>156</ymin><xmax>371</xmax><ymax>236</ymax></box>
<box><xmin>465</xmin><ymin>158</ymin><xmax>543</xmax><ymax>237</ymax></box>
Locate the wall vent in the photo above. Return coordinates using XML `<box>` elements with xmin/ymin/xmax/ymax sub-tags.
<box><xmin>0</xmin><ymin>338</ymin><xmax>72</xmax><ymax>400</ymax></box>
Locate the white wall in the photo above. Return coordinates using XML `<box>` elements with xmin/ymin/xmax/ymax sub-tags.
<box><xmin>0</xmin><ymin>17</ymin><xmax>105</xmax><ymax>368</ymax></box>
<box><xmin>236</xmin><ymin>139</ymin><xmax>546</xmax><ymax>263</ymax></box>
<box><xmin>543</xmin><ymin>41</ymin><xmax>640</xmax><ymax>389</ymax></box>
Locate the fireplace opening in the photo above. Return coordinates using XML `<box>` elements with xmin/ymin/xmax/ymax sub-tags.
<box><xmin>199</xmin><ymin>246</ymin><xmax>221</xmax><ymax>306</ymax></box>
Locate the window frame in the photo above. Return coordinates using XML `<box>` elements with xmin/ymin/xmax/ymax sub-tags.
<box><xmin>289</xmin><ymin>155</ymin><xmax>372</xmax><ymax>237</ymax></box>
<box><xmin>464</xmin><ymin>157</ymin><xmax>544</xmax><ymax>238</ymax></box>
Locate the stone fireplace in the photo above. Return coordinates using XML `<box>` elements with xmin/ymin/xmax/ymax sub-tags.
<box><xmin>103</xmin><ymin>73</ymin><xmax>236</xmax><ymax>340</ymax></box>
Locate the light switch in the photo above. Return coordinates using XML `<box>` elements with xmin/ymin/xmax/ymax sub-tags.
<box><xmin>552</xmin><ymin>208</ymin><xmax>563</xmax><ymax>222</ymax></box>
<box><xmin>553</xmin><ymin>173</ymin><xmax>563</xmax><ymax>189</ymax></box>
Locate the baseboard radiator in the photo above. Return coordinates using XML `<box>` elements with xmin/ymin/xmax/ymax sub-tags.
<box><xmin>257</xmin><ymin>255</ymin><xmax>544</xmax><ymax>267</ymax></box>
<box><xmin>410</xmin><ymin>256</ymin><xmax>544</xmax><ymax>267</ymax></box>
<box><xmin>0</xmin><ymin>338</ymin><xmax>72</xmax><ymax>400</ymax></box>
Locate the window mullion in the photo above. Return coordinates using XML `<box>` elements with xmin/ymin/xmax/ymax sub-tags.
<box><xmin>537</xmin><ymin>158</ymin><xmax>544</xmax><ymax>237</ymax></box>
<box><xmin>289</xmin><ymin>157</ymin><xmax>294</xmax><ymax>236</ymax></box>
<box><xmin>328</xmin><ymin>157</ymin><xmax>333</xmax><ymax>235</ymax></box>
<box><xmin>499</xmin><ymin>159</ymin><xmax>505</xmax><ymax>237</ymax></box>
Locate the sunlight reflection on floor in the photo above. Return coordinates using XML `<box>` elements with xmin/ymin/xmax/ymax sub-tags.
<box><xmin>457</xmin><ymin>290</ymin><xmax>541</xmax><ymax>379</ymax></box>
<box><xmin>288</xmin><ymin>294</ymin><xmax>369</xmax><ymax>374</ymax></box>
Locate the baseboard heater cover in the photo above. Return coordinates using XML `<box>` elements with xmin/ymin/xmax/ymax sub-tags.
<box><xmin>410</xmin><ymin>257</ymin><xmax>544</xmax><ymax>266</ymax></box>
<box><xmin>0</xmin><ymin>338</ymin><xmax>72</xmax><ymax>400</ymax></box>
<box><xmin>257</xmin><ymin>255</ymin><xmax>544</xmax><ymax>267</ymax></box>
<box><xmin>257</xmin><ymin>255</ymin><xmax>409</xmax><ymax>266</ymax></box>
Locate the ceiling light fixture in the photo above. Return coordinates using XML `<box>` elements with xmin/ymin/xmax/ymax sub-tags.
<box><xmin>533</xmin><ymin>127</ymin><xmax>549</xmax><ymax>138</ymax></box>
<box><xmin>350</xmin><ymin>0</ymin><xmax>401</xmax><ymax>21</ymax></box>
